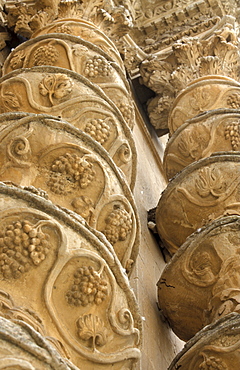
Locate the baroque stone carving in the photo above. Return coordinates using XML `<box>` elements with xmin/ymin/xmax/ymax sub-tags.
<box><xmin>139</xmin><ymin>16</ymin><xmax>240</xmax><ymax>130</ymax></box>
<box><xmin>0</xmin><ymin>68</ymin><xmax>136</xmax><ymax>185</ymax></box>
<box><xmin>31</xmin><ymin>18</ymin><xmax>125</xmax><ymax>70</ymax></box>
<box><xmin>155</xmin><ymin>153</ymin><xmax>240</xmax><ymax>255</ymax></box>
<box><xmin>0</xmin><ymin>112</ymin><xmax>139</xmax><ymax>269</ymax></box>
<box><xmin>2</xmin><ymin>34</ymin><xmax>135</xmax><ymax>129</ymax></box>
<box><xmin>157</xmin><ymin>215</ymin><xmax>240</xmax><ymax>341</ymax></box>
<box><xmin>168</xmin><ymin>313</ymin><xmax>240</xmax><ymax>370</ymax></box>
<box><xmin>5</xmin><ymin>0</ymin><xmax>133</xmax><ymax>40</ymax></box>
<box><xmin>168</xmin><ymin>76</ymin><xmax>240</xmax><ymax>134</ymax></box>
<box><xmin>164</xmin><ymin>109</ymin><xmax>240</xmax><ymax>180</ymax></box>
<box><xmin>0</xmin><ymin>315</ymin><xmax>79</xmax><ymax>370</ymax></box>
<box><xmin>0</xmin><ymin>182</ymin><xmax>142</xmax><ymax>369</ymax></box>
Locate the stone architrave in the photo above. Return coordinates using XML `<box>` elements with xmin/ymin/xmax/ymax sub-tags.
<box><xmin>0</xmin><ymin>66</ymin><xmax>137</xmax><ymax>188</ymax></box>
<box><xmin>2</xmin><ymin>34</ymin><xmax>136</xmax><ymax>130</ymax></box>
<box><xmin>0</xmin><ymin>183</ymin><xmax>142</xmax><ymax>370</ymax></box>
<box><xmin>156</xmin><ymin>153</ymin><xmax>240</xmax><ymax>255</ymax></box>
<box><xmin>164</xmin><ymin>109</ymin><xmax>240</xmax><ymax>180</ymax></box>
<box><xmin>0</xmin><ymin>112</ymin><xmax>139</xmax><ymax>271</ymax></box>
<box><xmin>168</xmin><ymin>313</ymin><xmax>240</xmax><ymax>370</ymax></box>
<box><xmin>157</xmin><ymin>215</ymin><xmax>240</xmax><ymax>341</ymax></box>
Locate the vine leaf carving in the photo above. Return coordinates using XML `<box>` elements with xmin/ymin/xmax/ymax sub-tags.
<box><xmin>39</xmin><ymin>74</ymin><xmax>73</xmax><ymax>106</ymax></box>
<box><xmin>1</xmin><ymin>92</ymin><xmax>21</xmax><ymax>111</ymax></box>
<box><xmin>195</xmin><ymin>167</ymin><xmax>227</xmax><ymax>198</ymax></box>
<box><xmin>77</xmin><ymin>314</ymin><xmax>108</xmax><ymax>349</ymax></box>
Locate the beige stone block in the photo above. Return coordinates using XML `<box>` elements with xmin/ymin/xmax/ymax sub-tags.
<box><xmin>169</xmin><ymin>76</ymin><xmax>240</xmax><ymax>135</ymax></box>
<box><xmin>31</xmin><ymin>18</ymin><xmax>124</xmax><ymax>70</ymax></box>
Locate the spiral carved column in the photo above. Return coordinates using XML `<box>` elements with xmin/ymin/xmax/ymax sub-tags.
<box><xmin>0</xmin><ymin>1</ymin><xmax>142</xmax><ymax>369</ymax></box>
<box><xmin>141</xmin><ymin>14</ymin><xmax>240</xmax><ymax>370</ymax></box>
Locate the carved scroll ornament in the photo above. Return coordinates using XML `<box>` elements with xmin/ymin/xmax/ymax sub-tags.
<box><xmin>2</xmin><ymin>34</ymin><xmax>135</xmax><ymax>130</ymax></box>
<box><xmin>0</xmin><ymin>183</ymin><xmax>142</xmax><ymax>369</ymax></box>
<box><xmin>164</xmin><ymin>109</ymin><xmax>240</xmax><ymax>180</ymax></box>
<box><xmin>156</xmin><ymin>153</ymin><xmax>240</xmax><ymax>255</ymax></box>
<box><xmin>0</xmin><ymin>67</ymin><xmax>136</xmax><ymax>186</ymax></box>
<box><xmin>168</xmin><ymin>76</ymin><xmax>240</xmax><ymax>135</ymax></box>
<box><xmin>0</xmin><ymin>112</ymin><xmax>139</xmax><ymax>270</ymax></box>
<box><xmin>157</xmin><ymin>215</ymin><xmax>240</xmax><ymax>341</ymax></box>
<box><xmin>31</xmin><ymin>18</ymin><xmax>124</xmax><ymax>70</ymax></box>
<box><xmin>168</xmin><ymin>313</ymin><xmax>240</xmax><ymax>370</ymax></box>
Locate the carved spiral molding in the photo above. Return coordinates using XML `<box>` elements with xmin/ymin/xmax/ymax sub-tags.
<box><xmin>0</xmin><ymin>8</ymin><xmax>141</xmax><ymax>370</ymax></box>
<box><xmin>0</xmin><ymin>112</ymin><xmax>139</xmax><ymax>270</ymax></box>
<box><xmin>0</xmin><ymin>67</ymin><xmax>137</xmax><ymax>188</ymax></box>
<box><xmin>0</xmin><ymin>183</ymin><xmax>142</xmax><ymax>369</ymax></box>
<box><xmin>3</xmin><ymin>33</ymin><xmax>135</xmax><ymax>130</ymax></box>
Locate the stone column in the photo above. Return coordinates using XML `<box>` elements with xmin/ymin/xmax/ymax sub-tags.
<box><xmin>0</xmin><ymin>1</ymin><xmax>142</xmax><ymax>369</ymax></box>
<box><xmin>139</xmin><ymin>9</ymin><xmax>240</xmax><ymax>370</ymax></box>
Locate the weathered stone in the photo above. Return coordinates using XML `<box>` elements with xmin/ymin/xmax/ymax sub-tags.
<box><xmin>168</xmin><ymin>76</ymin><xmax>240</xmax><ymax>135</ymax></box>
<box><xmin>164</xmin><ymin>109</ymin><xmax>240</xmax><ymax>180</ymax></box>
<box><xmin>158</xmin><ymin>215</ymin><xmax>240</xmax><ymax>341</ymax></box>
<box><xmin>0</xmin><ymin>314</ymin><xmax>79</xmax><ymax>370</ymax></box>
<box><xmin>31</xmin><ymin>18</ymin><xmax>125</xmax><ymax>70</ymax></box>
<box><xmin>0</xmin><ymin>67</ymin><xmax>137</xmax><ymax>185</ymax></box>
<box><xmin>156</xmin><ymin>153</ymin><xmax>240</xmax><ymax>255</ymax></box>
<box><xmin>169</xmin><ymin>313</ymin><xmax>240</xmax><ymax>369</ymax></box>
<box><xmin>3</xmin><ymin>34</ymin><xmax>135</xmax><ymax>130</ymax></box>
<box><xmin>0</xmin><ymin>182</ymin><xmax>142</xmax><ymax>369</ymax></box>
<box><xmin>0</xmin><ymin>112</ymin><xmax>139</xmax><ymax>269</ymax></box>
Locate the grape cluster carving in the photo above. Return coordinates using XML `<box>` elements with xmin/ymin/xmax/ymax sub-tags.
<box><xmin>103</xmin><ymin>205</ymin><xmax>132</xmax><ymax>245</ymax></box>
<box><xmin>47</xmin><ymin>153</ymin><xmax>95</xmax><ymax>195</ymax></box>
<box><xmin>199</xmin><ymin>355</ymin><xmax>227</xmax><ymax>370</ymax></box>
<box><xmin>225</xmin><ymin>121</ymin><xmax>240</xmax><ymax>150</ymax></box>
<box><xmin>84</xmin><ymin>118</ymin><xmax>111</xmax><ymax>145</ymax></box>
<box><xmin>84</xmin><ymin>55</ymin><xmax>112</xmax><ymax>78</ymax></box>
<box><xmin>55</xmin><ymin>25</ymin><xmax>73</xmax><ymax>34</ymax></box>
<box><xmin>0</xmin><ymin>220</ymin><xmax>50</xmax><ymax>279</ymax></box>
<box><xmin>33</xmin><ymin>44</ymin><xmax>59</xmax><ymax>66</ymax></box>
<box><xmin>66</xmin><ymin>266</ymin><xmax>108</xmax><ymax>307</ymax></box>
<box><xmin>117</xmin><ymin>102</ymin><xmax>134</xmax><ymax>128</ymax></box>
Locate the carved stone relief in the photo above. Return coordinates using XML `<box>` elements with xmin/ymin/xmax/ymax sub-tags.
<box><xmin>0</xmin><ymin>315</ymin><xmax>79</xmax><ymax>370</ymax></box>
<box><xmin>31</xmin><ymin>18</ymin><xmax>125</xmax><ymax>70</ymax></box>
<box><xmin>168</xmin><ymin>76</ymin><xmax>240</xmax><ymax>135</ymax></box>
<box><xmin>139</xmin><ymin>16</ymin><xmax>240</xmax><ymax>130</ymax></box>
<box><xmin>0</xmin><ymin>67</ymin><xmax>136</xmax><ymax>183</ymax></box>
<box><xmin>168</xmin><ymin>313</ymin><xmax>240</xmax><ymax>370</ymax></box>
<box><xmin>5</xmin><ymin>0</ymin><xmax>133</xmax><ymax>42</ymax></box>
<box><xmin>2</xmin><ymin>34</ymin><xmax>136</xmax><ymax>129</ymax></box>
<box><xmin>164</xmin><ymin>109</ymin><xmax>240</xmax><ymax>180</ymax></box>
<box><xmin>0</xmin><ymin>112</ymin><xmax>139</xmax><ymax>270</ymax></box>
<box><xmin>0</xmin><ymin>182</ymin><xmax>142</xmax><ymax>369</ymax></box>
<box><xmin>155</xmin><ymin>153</ymin><xmax>240</xmax><ymax>255</ymax></box>
<box><xmin>157</xmin><ymin>215</ymin><xmax>240</xmax><ymax>341</ymax></box>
